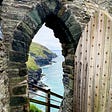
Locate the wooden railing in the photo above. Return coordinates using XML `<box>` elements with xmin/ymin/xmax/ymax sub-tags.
<box><xmin>29</xmin><ymin>83</ymin><xmax>63</xmax><ymax>112</ymax></box>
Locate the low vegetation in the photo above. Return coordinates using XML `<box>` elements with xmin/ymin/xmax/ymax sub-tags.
<box><xmin>26</xmin><ymin>55</ymin><xmax>39</xmax><ymax>71</ymax></box>
<box><xmin>26</xmin><ymin>42</ymin><xmax>57</xmax><ymax>87</ymax></box>
<box><xmin>30</xmin><ymin>103</ymin><xmax>42</xmax><ymax>112</ymax></box>
<box><xmin>29</xmin><ymin>42</ymin><xmax>52</xmax><ymax>58</ymax></box>
<box><xmin>26</xmin><ymin>42</ymin><xmax>57</xmax><ymax>70</ymax></box>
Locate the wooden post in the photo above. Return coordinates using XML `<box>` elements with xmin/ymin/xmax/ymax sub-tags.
<box><xmin>46</xmin><ymin>89</ymin><xmax>51</xmax><ymax>112</ymax></box>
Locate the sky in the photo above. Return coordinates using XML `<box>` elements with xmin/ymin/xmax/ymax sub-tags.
<box><xmin>32</xmin><ymin>24</ymin><xmax>62</xmax><ymax>50</ymax></box>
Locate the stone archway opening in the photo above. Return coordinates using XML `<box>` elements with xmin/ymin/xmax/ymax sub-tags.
<box><xmin>25</xmin><ymin>13</ymin><xmax>76</xmax><ymax>111</ymax></box>
<box><xmin>28</xmin><ymin>23</ymin><xmax>64</xmax><ymax>112</ymax></box>
<box><xmin>9</xmin><ymin>1</ymin><xmax>82</xmax><ymax>112</ymax></box>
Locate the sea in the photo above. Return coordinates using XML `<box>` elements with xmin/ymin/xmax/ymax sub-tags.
<box><xmin>30</xmin><ymin>50</ymin><xmax>64</xmax><ymax>112</ymax></box>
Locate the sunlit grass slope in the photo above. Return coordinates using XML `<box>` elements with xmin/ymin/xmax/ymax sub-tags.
<box><xmin>29</xmin><ymin>42</ymin><xmax>52</xmax><ymax>58</ymax></box>
<box><xmin>26</xmin><ymin>42</ymin><xmax>55</xmax><ymax>70</ymax></box>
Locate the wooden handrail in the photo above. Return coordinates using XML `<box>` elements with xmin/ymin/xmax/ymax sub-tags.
<box><xmin>29</xmin><ymin>98</ymin><xmax>60</xmax><ymax>109</ymax></box>
<box><xmin>29</xmin><ymin>90</ymin><xmax>62</xmax><ymax>103</ymax></box>
<box><xmin>29</xmin><ymin>82</ymin><xmax>63</xmax><ymax>112</ymax></box>
<box><xmin>29</xmin><ymin>82</ymin><xmax>63</xmax><ymax>99</ymax></box>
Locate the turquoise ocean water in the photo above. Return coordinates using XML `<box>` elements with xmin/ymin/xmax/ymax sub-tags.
<box><xmin>31</xmin><ymin>50</ymin><xmax>64</xmax><ymax>112</ymax></box>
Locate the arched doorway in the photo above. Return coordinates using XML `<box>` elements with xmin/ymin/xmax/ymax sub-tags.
<box><xmin>9</xmin><ymin>1</ymin><xmax>82</xmax><ymax>112</ymax></box>
<box><xmin>28</xmin><ymin>24</ymin><xmax>64</xmax><ymax>112</ymax></box>
<box><xmin>1</xmin><ymin>0</ymin><xmax>112</xmax><ymax>112</ymax></box>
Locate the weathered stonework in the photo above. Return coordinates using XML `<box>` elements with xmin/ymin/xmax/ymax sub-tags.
<box><xmin>0</xmin><ymin>0</ymin><xmax>112</xmax><ymax>112</ymax></box>
<box><xmin>0</xmin><ymin>41</ymin><xmax>9</xmax><ymax>112</ymax></box>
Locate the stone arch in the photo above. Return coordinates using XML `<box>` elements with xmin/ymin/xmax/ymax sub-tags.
<box><xmin>9</xmin><ymin>1</ymin><xmax>82</xmax><ymax>112</ymax></box>
<box><xmin>1</xmin><ymin>0</ymin><xmax>112</xmax><ymax>112</ymax></box>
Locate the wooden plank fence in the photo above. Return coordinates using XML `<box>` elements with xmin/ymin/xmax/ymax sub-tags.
<box><xmin>74</xmin><ymin>10</ymin><xmax>112</xmax><ymax>112</ymax></box>
<box><xmin>29</xmin><ymin>83</ymin><xmax>63</xmax><ymax>112</ymax></box>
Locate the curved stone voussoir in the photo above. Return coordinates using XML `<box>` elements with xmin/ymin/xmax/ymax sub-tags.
<box><xmin>17</xmin><ymin>22</ymin><xmax>35</xmax><ymax>37</ymax></box>
<box><xmin>42</xmin><ymin>0</ymin><xmax>62</xmax><ymax>14</ymax></box>
<box><xmin>69</xmin><ymin>23</ymin><xmax>82</xmax><ymax>40</ymax></box>
<box><xmin>12</xmin><ymin>39</ymin><xmax>29</xmax><ymax>54</ymax></box>
<box><xmin>63</xmin><ymin>65</ymin><xmax>74</xmax><ymax>74</ymax></box>
<box><xmin>9</xmin><ymin>50</ymin><xmax>28</xmax><ymax>63</ymax></box>
<box><xmin>65</xmin><ymin>15</ymin><xmax>79</xmax><ymax>28</ymax></box>
<box><xmin>13</xmin><ymin>29</ymin><xmax>32</xmax><ymax>46</ymax></box>
<box><xmin>28</xmin><ymin>8</ymin><xmax>44</xmax><ymax>26</ymax></box>
<box><xmin>65</xmin><ymin>15</ymin><xmax>82</xmax><ymax>43</ymax></box>
<box><xmin>63</xmin><ymin>73</ymin><xmax>69</xmax><ymax>87</ymax></box>
<box><xmin>58</xmin><ymin>7</ymin><xmax>71</xmax><ymax>22</ymax></box>
<box><xmin>23</xmin><ymin>15</ymin><xmax>40</xmax><ymax>32</ymax></box>
<box><xmin>36</xmin><ymin>3</ymin><xmax>48</xmax><ymax>22</ymax></box>
<box><xmin>65</xmin><ymin>14</ymin><xmax>81</xmax><ymax>28</ymax></box>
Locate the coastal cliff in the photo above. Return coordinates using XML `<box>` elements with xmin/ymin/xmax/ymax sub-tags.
<box><xmin>26</xmin><ymin>42</ymin><xmax>57</xmax><ymax>89</ymax></box>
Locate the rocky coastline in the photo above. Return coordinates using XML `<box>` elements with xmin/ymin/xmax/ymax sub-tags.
<box><xmin>33</xmin><ymin>50</ymin><xmax>57</xmax><ymax>67</ymax></box>
<box><xmin>27</xmin><ymin>42</ymin><xmax>57</xmax><ymax>91</ymax></box>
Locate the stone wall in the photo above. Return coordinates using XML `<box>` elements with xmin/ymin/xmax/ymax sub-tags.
<box><xmin>0</xmin><ymin>41</ymin><xmax>9</xmax><ymax>112</ymax></box>
<box><xmin>0</xmin><ymin>0</ymin><xmax>112</xmax><ymax>112</ymax></box>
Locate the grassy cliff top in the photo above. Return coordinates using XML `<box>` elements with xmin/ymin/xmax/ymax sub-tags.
<box><xmin>26</xmin><ymin>42</ymin><xmax>55</xmax><ymax>71</ymax></box>
<box><xmin>26</xmin><ymin>55</ymin><xmax>39</xmax><ymax>71</ymax></box>
<box><xmin>29</xmin><ymin>42</ymin><xmax>52</xmax><ymax>58</ymax></box>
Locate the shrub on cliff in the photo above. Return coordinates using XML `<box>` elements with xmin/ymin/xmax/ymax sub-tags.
<box><xmin>30</xmin><ymin>103</ymin><xmax>42</xmax><ymax>112</ymax></box>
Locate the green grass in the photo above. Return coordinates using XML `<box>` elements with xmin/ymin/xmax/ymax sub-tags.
<box><xmin>30</xmin><ymin>103</ymin><xmax>42</xmax><ymax>112</ymax></box>
<box><xmin>26</xmin><ymin>55</ymin><xmax>39</xmax><ymax>71</ymax></box>
<box><xmin>29</xmin><ymin>42</ymin><xmax>52</xmax><ymax>58</ymax></box>
<box><xmin>26</xmin><ymin>42</ymin><xmax>54</xmax><ymax>70</ymax></box>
